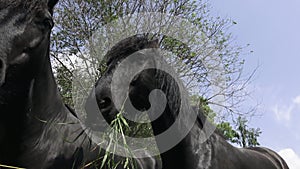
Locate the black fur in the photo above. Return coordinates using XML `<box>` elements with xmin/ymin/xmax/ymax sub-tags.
<box><xmin>0</xmin><ymin>2</ymin><xmax>156</xmax><ymax>169</ymax></box>
<box><xmin>93</xmin><ymin>35</ymin><xmax>289</xmax><ymax>169</ymax></box>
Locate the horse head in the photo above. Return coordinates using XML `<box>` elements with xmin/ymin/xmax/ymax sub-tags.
<box><xmin>0</xmin><ymin>0</ymin><xmax>58</xmax><ymax>87</ymax></box>
<box><xmin>88</xmin><ymin>35</ymin><xmax>199</xmax><ymax>169</ymax></box>
<box><xmin>86</xmin><ymin>35</ymin><xmax>165</xmax><ymax>126</ymax></box>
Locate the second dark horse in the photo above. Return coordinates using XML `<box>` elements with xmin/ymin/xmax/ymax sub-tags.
<box><xmin>90</xmin><ymin>35</ymin><xmax>289</xmax><ymax>169</ymax></box>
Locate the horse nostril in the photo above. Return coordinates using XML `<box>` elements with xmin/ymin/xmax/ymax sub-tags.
<box><xmin>98</xmin><ymin>97</ymin><xmax>112</xmax><ymax>110</ymax></box>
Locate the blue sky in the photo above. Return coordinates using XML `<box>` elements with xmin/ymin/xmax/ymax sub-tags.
<box><xmin>211</xmin><ymin>0</ymin><xmax>300</xmax><ymax>168</ymax></box>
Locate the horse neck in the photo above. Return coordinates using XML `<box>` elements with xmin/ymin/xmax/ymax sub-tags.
<box><xmin>29</xmin><ymin>54</ymin><xmax>65</xmax><ymax>120</ymax></box>
<box><xmin>0</xmin><ymin>54</ymin><xmax>62</xmax><ymax>164</ymax></box>
<box><xmin>146</xmin><ymin>71</ymin><xmax>234</xmax><ymax>168</ymax></box>
<box><xmin>0</xmin><ymin>70</ymin><xmax>33</xmax><ymax>164</ymax></box>
<box><xmin>145</xmin><ymin>79</ymin><xmax>202</xmax><ymax>168</ymax></box>
<box><xmin>19</xmin><ymin>54</ymin><xmax>82</xmax><ymax>167</ymax></box>
<box><xmin>23</xmin><ymin>53</ymin><xmax>69</xmax><ymax>140</ymax></box>
<box><xmin>150</xmin><ymin>106</ymin><xmax>210</xmax><ymax>168</ymax></box>
<box><xmin>148</xmin><ymin>92</ymin><xmax>239</xmax><ymax>169</ymax></box>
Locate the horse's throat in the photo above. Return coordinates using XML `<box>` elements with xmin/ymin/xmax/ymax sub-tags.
<box><xmin>0</xmin><ymin>83</ymin><xmax>30</xmax><ymax>164</ymax></box>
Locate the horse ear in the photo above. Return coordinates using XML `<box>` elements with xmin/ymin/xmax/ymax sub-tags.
<box><xmin>148</xmin><ymin>39</ymin><xmax>160</xmax><ymax>48</ymax></box>
<box><xmin>48</xmin><ymin>0</ymin><xmax>59</xmax><ymax>11</ymax></box>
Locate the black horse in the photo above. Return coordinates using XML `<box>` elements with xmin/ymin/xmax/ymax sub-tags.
<box><xmin>0</xmin><ymin>1</ymin><xmax>157</xmax><ymax>168</ymax></box>
<box><xmin>91</xmin><ymin>35</ymin><xmax>289</xmax><ymax>169</ymax></box>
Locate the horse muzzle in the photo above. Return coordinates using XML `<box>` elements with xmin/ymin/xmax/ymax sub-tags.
<box><xmin>0</xmin><ymin>58</ymin><xmax>6</xmax><ymax>86</ymax></box>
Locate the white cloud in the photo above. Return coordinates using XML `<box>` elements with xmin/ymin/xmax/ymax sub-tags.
<box><xmin>272</xmin><ymin>95</ymin><xmax>300</xmax><ymax>124</ymax></box>
<box><xmin>293</xmin><ymin>95</ymin><xmax>300</xmax><ymax>106</ymax></box>
<box><xmin>272</xmin><ymin>104</ymin><xmax>293</xmax><ymax>122</ymax></box>
<box><xmin>278</xmin><ymin>148</ymin><xmax>300</xmax><ymax>169</ymax></box>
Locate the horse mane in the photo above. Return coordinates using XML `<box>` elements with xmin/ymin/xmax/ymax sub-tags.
<box><xmin>192</xmin><ymin>105</ymin><xmax>228</xmax><ymax>140</ymax></box>
<box><xmin>104</xmin><ymin>34</ymin><xmax>159</xmax><ymax>66</ymax></box>
<box><xmin>0</xmin><ymin>0</ymin><xmax>46</xmax><ymax>11</ymax></box>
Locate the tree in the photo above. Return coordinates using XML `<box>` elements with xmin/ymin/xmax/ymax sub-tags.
<box><xmin>51</xmin><ymin>0</ymin><xmax>254</xmax><ymax>121</ymax></box>
<box><xmin>234</xmin><ymin>116</ymin><xmax>261</xmax><ymax>147</ymax></box>
<box><xmin>191</xmin><ymin>95</ymin><xmax>261</xmax><ymax>147</ymax></box>
<box><xmin>50</xmin><ymin>1</ymin><xmax>260</xmax><ymax>167</ymax></box>
<box><xmin>217</xmin><ymin>119</ymin><xmax>261</xmax><ymax>147</ymax></box>
<box><xmin>54</xmin><ymin>64</ymin><xmax>74</xmax><ymax>106</ymax></box>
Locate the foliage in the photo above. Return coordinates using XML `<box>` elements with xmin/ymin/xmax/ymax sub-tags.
<box><xmin>55</xmin><ymin>64</ymin><xmax>74</xmax><ymax>106</ymax></box>
<box><xmin>234</xmin><ymin>116</ymin><xmax>261</xmax><ymax>147</ymax></box>
<box><xmin>50</xmin><ymin>0</ymin><xmax>260</xmax><ymax>165</ymax></box>
<box><xmin>192</xmin><ymin>95</ymin><xmax>261</xmax><ymax>147</ymax></box>
<box><xmin>100</xmin><ymin>113</ymin><xmax>137</xmax><ymax>169</ymax></box>
<box><xmin>51</xmin><ymin>0</ymin><xmax>253</xmax><ymax>120</ymax></box>
<box><xmin>216</xmin><ymin>117</ymin><xmax>262</xmax><ymax>148</ymax></box>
